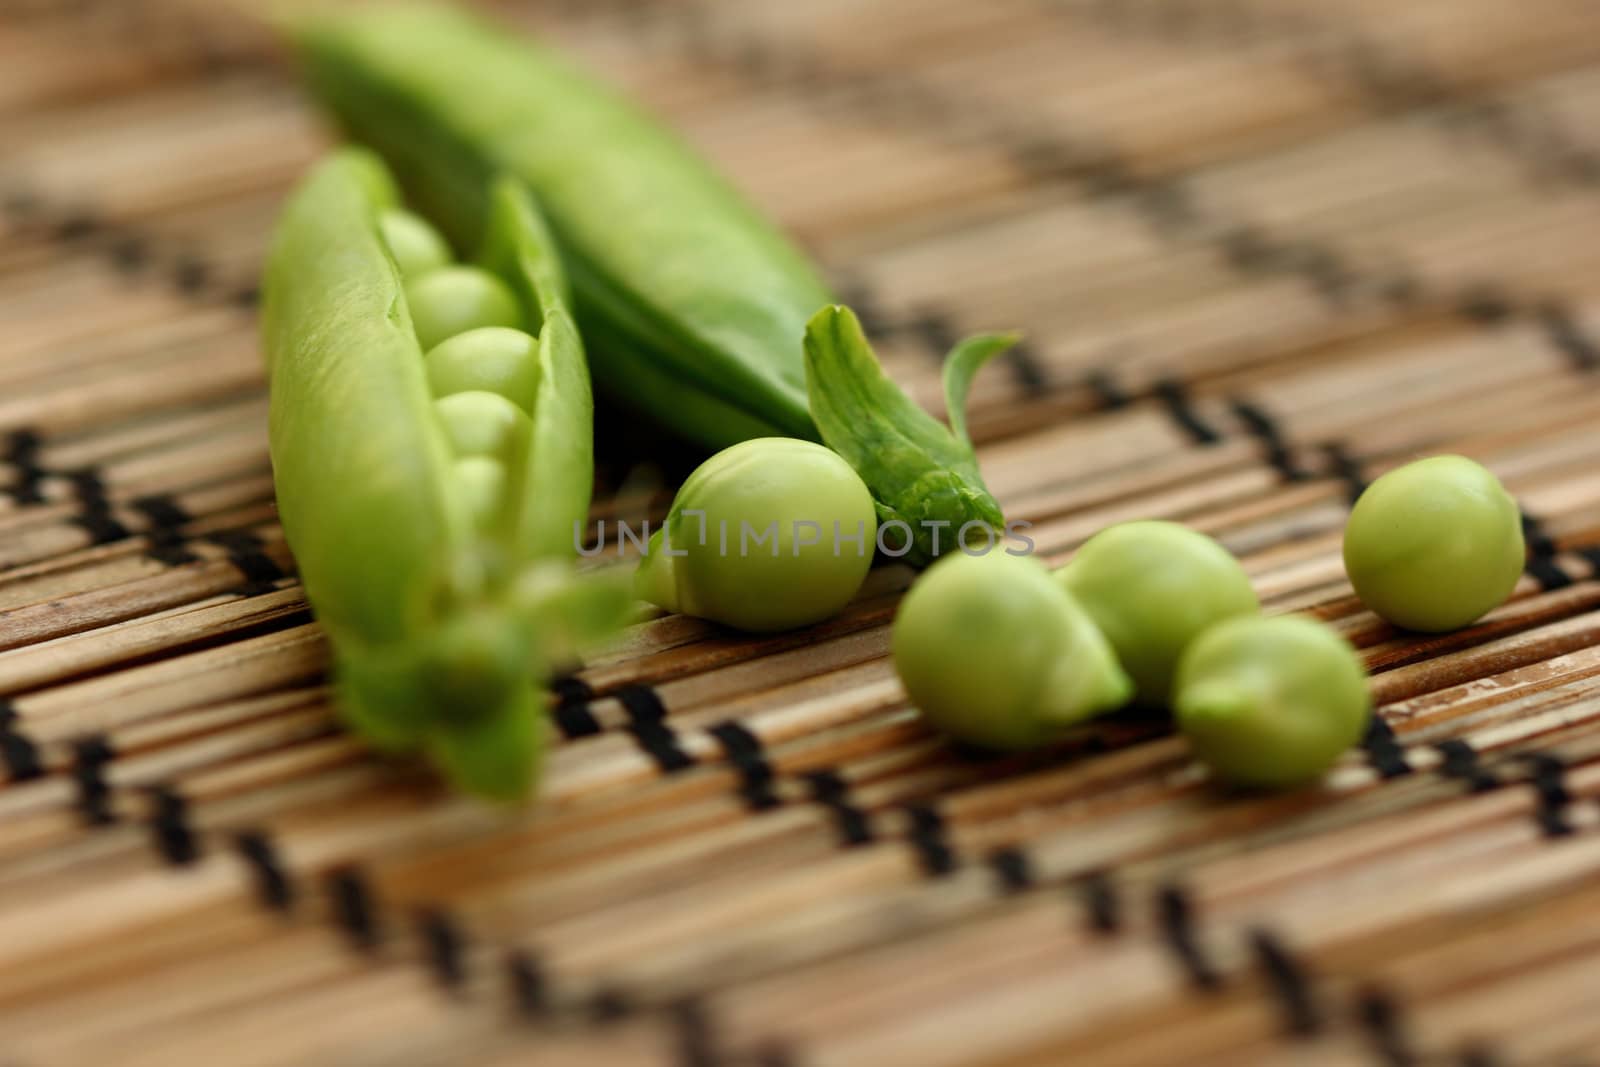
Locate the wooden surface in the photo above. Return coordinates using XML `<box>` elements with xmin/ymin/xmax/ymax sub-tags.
<box><xmin>4</xmin><ymin>1</ymin><xmax>1600</xmax><ymax>1064</ymax></box>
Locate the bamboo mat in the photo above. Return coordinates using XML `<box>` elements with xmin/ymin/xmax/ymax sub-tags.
<box><xmin>4</xmin><ymin>0</ymin><xmax>1600</xmax><ymax>1064</ymax></box>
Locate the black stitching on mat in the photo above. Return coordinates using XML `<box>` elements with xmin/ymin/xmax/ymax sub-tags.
<box><xmin>326</xmin><ymin>866</ymin><xmax>382</xmax><ymax>952</ymax></box>
<box><xmin>1153</xmin><ymin>379</ymin><xmax>1222</xmax><ymax>445</ymax></box>
<box><xmin>1522</xmin><ymin>753</ymin><xmax>1574</xmax><ymax>838</ymax></box>
<box><xmin>905</xmin><ymin>805</ymin><xmax>956</xmax><ymax>877</ymax></box>
<box><xmin>417</xmin><ymin>908</ymin><xmax>468</xmax><ymax>991</ymax></box>
<box><xmin>1323</xmin><ymin>442</ymin><xmax>1369</xmax><ymax>504</ymax></box>
<box><xmin>1362</xmin><ymin>715</ymin><xmax>1413</xmax><ymax>779</ymax></box>
<box><xmin>750</xmin><ymin>1038</ymin><xmax>800</xmax><ymax>1067</ymax></box>
<box><xmin>1250</xmin><ymin>928</ymin><xmax>1321</xmax><ymax>1037</ymax></box>
<box><xmin>234</xmin><ymin>830</ymin><xmax>295</xmax><ymax>912</ymax></box>
<box><xmin>71</xmin><ymin>735</ymin><xmax>116</xmax><ymax>826</ymax></box>
<box><xmin>147</xmin><ymin>785</ymin><xmax>199</xmax><ymax>866</ymax></box>
<box><xmin>0</xmin><ymin>699</ymin><xmax>43</xmax><ymax>782</ymax></box>
<box><xmin>1538</xmin><ymin>302</ymin><xmax>1600</xmax><ymax>373</ymax></box>
<box><xmin>1521</xmin><ymin>514</ymin><xmax>1570</xmax><ymax>591</ymax></box>
<box><xmin>1356</xmin><ymin>985</ymin><xmax>1418</xmax><ymax>1067</ymax></box>
<box><xmin>589</xmin><ymin>986</ymin><xmax>635</xmax><ymax>1022</ymax></box>
<box><xmin>207</xmin><ymin>529</ymin><xmax>286</xmax><ymax>592</ymax></box>
<box><xmin>1078</xmin><ymin>870</ymin><xmax>1122</xmax><ymax>934</ymax></box>
<box><xmin>6</xmin><ymin>428</ymin><xmax>45</xmax><ymax>505</ymax></box>
<box><xmin>616</xmin><ymin>685</ymin><xmax>696</xmax><ymax>773</ymax></box>
<box><xmin>709</xmin><ymin>720</ymin><xmax>780</xmax><ymax>811</ymax></box>
<box><xmin>1520</xmin><ymin>512</ymin><xmax>1559</xmax><ymax>559</ymax></box>
<box><xmin>131</xmin><ymin>494</ymin><xmax>197</xmax><ymax>565</ymax></box>
<box><xmin>1457</xmin><ymin>1042</ymin><xmax>1503</xmax><ymax>1067</ymax></box>
<box><xmin>1434</xmin><ymin>739</ymin><xmax>1499</xmax><ymax>793</ymax></box>
<box><xmin>1005</xmin><ymin>338</ymin><xmax>1049</xmax><ymax>394</ymax></box>
<box><xmin>507</xmin><ymin>950</ymin><xmax>550</xmax><ymax>1020</ymax></box>
<box><xmin>1157</xmin><ymin>884</ymin><xmax>1223</xmax><ymax>992</ymax></box>
<box><xmin>1579</xmin><ymin>546</ymin><xmax>1600</xmax><ymax>579</ymax></box>
<box><xmin>907</xmin><ymin>309</ymin><xmax>959</xmax><ymax>363</ymax></box>
<box><xmin>671</xmin><ymin>998</ymin><xmax>718</xmax><ymax>1067</ymax></box>
<box><xmin>1230</xmin><ymin>398</ymin><xmax>1306</xmax><ymax>480</ymax></box>
<box><xmin>550</xmin><ymin>675</ymin><xmax>602</xmax><ymax>739</ymax></box>
<box><xmin>988</xmin><ymin>846</ymin><xmax>1033</xmax><ymax>894</ymax></box>
<box><xmin>804</xmin><ymin>768</ymin><xmax>875</xmax><ymax>846</ymax></box>
<box><xmin>65</xmin><ymin>468</ymin><xmax>129</xmax><ymax>546</ymax></box>
<box><xmin>1086</xmin><ymin>368</ymin><xmax>1132</xmax><ymax>410</ymax></box>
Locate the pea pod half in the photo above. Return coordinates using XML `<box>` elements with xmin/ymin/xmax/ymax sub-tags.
<box><xmin>262</xmin><ymin>147</ymin><xmax>619</xmax><ymax>800</ymax></box>
<box><xmin>288</xmin><ymin>5</ymin><xmax>1012</xmax><ymax>565</ymax></box>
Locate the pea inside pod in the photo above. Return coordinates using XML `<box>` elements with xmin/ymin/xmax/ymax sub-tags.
<box><xmin>263</xmin><ymin>147</ymin><xmax>621</xmax><ymax>799</ymax></box>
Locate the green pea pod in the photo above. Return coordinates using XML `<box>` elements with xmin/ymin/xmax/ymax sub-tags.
<box><xmin>803</xmin><ymin>306</ymin><xmax>1016</xmax><ymax>567</ymax></box>
<box><xmin>263</xmin><ymin>147</ymin><xmax>619</xmax><ymax>800</ymax></box>
<box><xmin>288</xmin><ymin>4</ymin><xmax>1015</xmax><ymax>570</ymax></box>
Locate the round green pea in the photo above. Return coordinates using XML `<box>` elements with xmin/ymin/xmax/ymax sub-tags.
<box><xmin>633</xmin><ymin>438</ymin><xmax>876</xmax><ymax>632</ymax></box>
<box><xmin>434</xmin><ymin>390</ymin><xmax>530</xmax><ymax>461</ymax></box>
<box><xmin>1174</xmin><ymin>615</ymin><xmax>1371</xmax><ymax>788</ymax></box>
<box><xmin>425</xmin><ymin>327</ymin><xmax>541</xmax><ymax>412</ymax></box>
<box><xmin>405</xmin><ymin>266</ymin><xmax>522</xmax><ymax>352</ymax></box>
<box><xmin>1057</xmin><ymin>520</ymin><xmax>1258</xmax><ymax>706</ymax></box>
<box><xmin>378</xmin><ymin>208</ymin><xmax>452</xmax><ymax>279</ymax></box>
<box><xmin>893</xmin><ymin>551</ymin><xmax>1133</xmax><ymax>750</ymax></box>
<box><xmin>1342</xmin><ymin>455</ymin><xmax>1524</xmax><ymax>633</ymax></box>
<box><xmin>454</xmin><ymin>456</ymin><xmax>507</xmax><ymax>529</ymax></box>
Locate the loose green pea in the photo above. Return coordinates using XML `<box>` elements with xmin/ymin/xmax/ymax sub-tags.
<box><xmin>1058</xmin><ymin>520</ymin><xmax>1258</xmax><ymax>705</ymax></box>
<box><xmin>454</xmin><ymin>456</ymin><xmax>507</xmax><ymax>529</ymax></box>
<box><xmin>405</xmin><ymin>265</ymin><xmax>521</xmax><ymax>351</ymax></box>
<box><xmin>634</xmin><ymin>438</ymin><xmax>876</xmax><ymax>632</ymax></box>
<box><xmin>378</xmin><ymin>207</ymin><xmax>452</xmax><ymax>279</ymax></box>
<box><xmin>434</xmin><ymin>390</ymin><xmax>530</xmax><ymax>461</ymax></box>
<box><xmin>425</xmin><ymin>327</ymin><xmax>540</xmax><ymax>412</ymax></box>
<box><xmin>1342</xmin><ymin>455</ymin><xmax>1524</xmax><ymax>633</ymax></box>
<box><xmin>1174</xmin><ymin>615</ymin><xmax>1371</xmax><ymax>788</ymax></box>
<box><xmin>893</xmin><ymin>551</ymin><xmax>1133</xmax><ymax>750</ymax></box>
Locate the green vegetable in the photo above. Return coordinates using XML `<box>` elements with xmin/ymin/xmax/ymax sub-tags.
<box><xmin>634</xmin><ymin>438</ymin><xmax>877</xmax><ymax>632</ymax></box>
<box><xmin>1057</xmin><ymin>521</ymin><xmax>1258</xmax><ymax>705</ymax></box>
<box><xmin>405</xmin><ymin>265</ymin><xmax>522</xmax><ymax>351</ymax></box>
<box><xmin>1174</xmin><ymin>615</ymin><xmax>1371</xmax><ymax>788</ymax></box>
<box><xmin>1342</xmin><ymin>455</ymin><xmax>1525</xmax><ymax>632</ymax></box>
<box><xmin>262</xmin><ymin>147</ymin><xmax>622</xmax><ymax>799</ymax></box>
<box><xmin>378</xmin><ymin>207</ymin><xmax>451</xmax><ymax>278</ymax></box>
<box><xmin>426</xmin><ymin>327</ymin><xmax>541</xmax><ymax>407</ymax></box>
<box><xmin>289</xmin><ymin>4</ymin><xmax>1013</xmax><ymax>568</ymax></box>
<box><xmin>892</xmin><ymin>551</ymin><xmax>1133</xmax><ymax>750</ymax></box>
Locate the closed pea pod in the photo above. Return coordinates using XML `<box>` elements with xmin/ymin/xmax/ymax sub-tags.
<box><xmin>1174</xmin><ymin>615</ymin><xmax>1372</xmax><ymax>788</ymax></box>
<box><xmin>263</xmin><ymin>147</ymin><xmax>617</xmax><ymax>799</ymax></box>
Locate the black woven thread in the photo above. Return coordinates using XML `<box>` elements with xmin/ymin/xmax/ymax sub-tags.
<box><xmin>1086</xmin><ymin>368</ymin><xmax>1132</xmax><ymax>409</ymax></box>
<box><xmin>550</xmin><ymin>675</ymin><xmax>602</xmax><ymax>738</ymax></box>
<box><xmin>908</xmin><ymin>309</ymin><xmax>959</xmax><ymax>365</ymax></box>
<box><xmin>65</xmin><ymin>467</ymin><xmax>130</xmax><ymax>546</ymax></box>
<box><xmin>616</xmin><ymin>685</ymin><xmax>696</xmax><ymax>773</ymax></box>
<box><xmin>588</xmin><ymin>986</ymin><xmax>635</xmax><ymax>1022</ymax></box>
<box><xmin>1538</xmin><ymin>302</ymin><xmax>1600</xmax><ymax>372</ymax></box>
<box><xmin>708</xmin><ymin>720</ymin><xmax>780</xmax><ymax>811</ymax></box>
<box><xmin>507</xmin><ymin>950</ymin><xmax>549</xmax><ymax>1020</ymax></box>
<box><xmin>1522</xmin><ymin>752</ymin><xmax>1574</xmax><ymax>837</ymax></box>
<box><xmin>988</xmin><ymin>846</ymin><xmax>1034</xmax><ymax>894</ymax></box>
<box><xmin>1579</xmin><ymin>546</ymin><xmax>1600</xmax><ymax>580</ymax></box>
<box><xmin>1323</xmin><ymin>442</ymin><xmax>1369</xmax><ymax>504</ymax></box>
<box><xmin>1005</xmin><ymin>338</ymin><xmax>1049</xmax><ymax>394</ymax></box>
<box><xmin>417</xmin><ymin>908</ymin><xmax>468</xmax><ymax>991</ymax></box>
<box><xmin>1434</xmin><ymin>739</ymin><xmax>1499</xmax><ymax>793</ymax></box>
<box><xmin>905</xmin><ymin>805</ymin><xmax>956</xmax><ymax>877</ymax></box>
<box><xmin>1457</xmin><ymin>1041</ymin><xmax>1504</xmax><ymax>1067</ymax></box>
<box><xmin>1362</xmin><ymin>715</ymin><xmax>1413</xmax><ymax>779</ymax></box>
<box><xmin>1078</xmin><ymin>871</ymin><xmax>1122</xmax><ymax>935</ymax></box>
<box><xmin>6</xmin><ymin>428</ymin><xmax>45</xmax><ymax>505</ymax></box>
<box><xmin>1249</xmin><ymin>928</ymin><xmax>1321</xmax><ymax>1037</ymax></box>
<box><xmin>71</xmin><ymin>735</ymin><xmax>116</xmax><ymax>826</ymax></box>
<box><xmin>1153</xmin><ymin>379</ymin><xmax>1222</xmax><ymax>445</ymax></box>
<box><xmin>1521</xmin><ymin>512</ymin><xmax>1571</xmax><ymax>591</ymax></box>
<box><xmin>1157</xmin><ymin>884</ymin><xmax>1223</xmax><ymax>991</ymax></box>
<box><xmin>0</xmin><ymin>699</ymin><xmax>43</xmax><ymax>782</ymax></box>
<box><xmin>234</xmin><ymin>830</ymin><xmax>295</xmax><ymax>912</ymax></box>
<box><xmin>1230</xmin><ymin>398</ymin><xmax>1307</xmax><ymax>480</ymax></box>
<box><xmin>326</xmin><ymin>866</ymin><xmax>382</xmax><ymax>952</ymax></box>
<box><xmin>1356</xmin><ymin>985</ymin><xmax>1418</xmax><ymax>1067</ymax></box>
<box><xmin>207</xmin><ymin>529</ymin><xmax>286</xmax><ymax>593</ymax></box>
<box><xmin>147</xmin><ymin>785</ymin><xmax>199</xmax><ymax>866</ymax></box>
<box><xmin>804</xmin><ymin>768</ymin><xmax>875</xmax><ymax>846</ymax></box>
<box><xmin>131</xmin><ymin>494</ymin><xmax>197</xmax><ymax>566</ymax></box>
<box><xmin>671</xmin><ymin>998</ymin><xmax>719</xmax><ymax>1067</ymax></box>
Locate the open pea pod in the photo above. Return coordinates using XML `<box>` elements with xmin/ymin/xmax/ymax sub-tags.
<box><xmin>262</xmin><ymin>147</ymin><xmax>622</xmax><ymax>800</ymax></box>
<box><xmin>288</xmin><ymin>4</ymin><xmax>1015</xmax><ymax>566</ymax></box>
